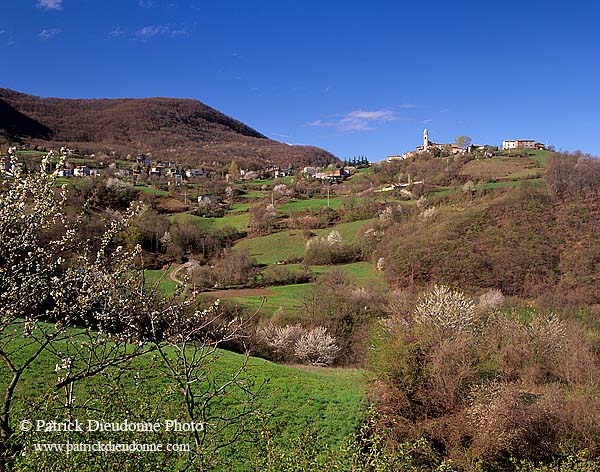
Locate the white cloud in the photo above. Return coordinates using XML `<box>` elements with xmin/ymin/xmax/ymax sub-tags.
<box><xmin>109</xmin><ymin>26</ymin><xmax>127</xmax><ymax>37</ymax></box>
<box><xmin>134</xmin><ymin>25</ymin><xmax>189</xmax><ymax>41</ymax></box>
<box><xmin>138</xmin><ymin>0</ymin><xmax>156</xmax><ymax>7</ymax></box>
<box><xmin>307</xmin><ymin>109</ymin><xmax>399</xmax><ymax>132</ymax></box>
<box><xmin>0</xmin><ymin>30</ymin><xmax>15</xmax><ymax>46</ymax></box>
<box><xmin>39</xmin><ymin>28</ymin><xmax>61</xmax><ymax>40</ymax></box>
<box><xmin>37</xmin><ymin>0</ymin><xmax>63</xmax><ymax>11</ymax></box>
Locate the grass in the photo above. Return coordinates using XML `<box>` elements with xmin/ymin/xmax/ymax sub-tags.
<box><xmin>54</xmin><ymin>177</ymin><xmax>72</xmax><ymax>186</ymax></box>
<box><xmin>133</xmin><ymin>185</ymin><xmax>170</xmax><ymax>196</ymax></box>
<box><xmin>459</xmin><ymin>156</ymin><xmax>544</xmax><ymax>181</ymax></box>
<box><xmin>144</xmin><ymin>269</ymin><xmax>179</xmax><ymax>295</ymax></box>
<box><xmin>212</xmin><ymin>212</ymin><xmax>250</xmax><ymax>231</ymax></box>
<box><xmin>237</xmin><ymin>231</ymin><xmax>307</xmax><ymax>265</ymax></box>
<box><xmin>228</xmin><ymin>283</ymin><xmax>313</xmax><ymax>313</ymax></box>
<box><xmin>479</xmin><ymin>178</ymin><xmax>545</xmax><ymax>191</ymax></box>
<box><xmin>294</xmin><ymin>261</ymin><xmax>383</xmax><ymax>287</ymax></box>
<box><xmin>236</xmin><ymin>219</ymin><xmax>373</xmax><ymax>266</ymax></box>
<box><xmin>277</xmin><ymin>197</ymin><xmax>344</xmax><ymax>213</ymax></box>
<box><xmin>433</xmin><ymin>177</ymin><xmax>546</xmax><ymax>197</ymax></box>
<box><xmin>314</xmin><ymin>219</ymin><xmax>373</xmax><ymax>241</ymax></box>
<box><xmin>228</xmin><ymin>202</ymin><xmax>254</xmax><ymax>213</ymax></box>
<box><xmin>239</xmin><ymin>190</ymin><xmax>265</xmax><ymax>199</ymax></box>
<box><xmin>16</xmin><ymin>150</ymin><xmax>46</xmax><ymax>156</ymax></box>
<box><xmin>168</xmin><ymin>212</ymin><xmax>215</xmax><ymax>232</ymax></box>
<box><xmin>526</xmin><ymin>149</ymin><xmax>550</xmax><ymax>166</ymax></box>
<box><xmin>168</xmin><ymin>212</ymin><xmax>250</xmax><ymax>232</ymax></box>
<box><xmin>227</xmin><ymin>262</ymin><xmax>383</xmax><ymax>315</ymax></box>
<box><xmin>494</xmin><ymin>149</ymin><xmax>550</xmax><ymax>166</ymax></box>
<box><xmin>2</xmin><ymin>324</ymin><xmax>366</xmax><ymax>470</ymax></box>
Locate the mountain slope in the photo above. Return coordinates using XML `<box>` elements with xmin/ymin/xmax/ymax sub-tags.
<box><xmin>0</xmin><ymin>88</ymin><xmax>337</xmax><ymax>168</ymax></box>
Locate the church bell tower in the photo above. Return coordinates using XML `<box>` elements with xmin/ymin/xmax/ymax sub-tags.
<box><xmin>423</xmin><ymin>128</ymin><xmax>429</xmax><ymax>150</ymax></box>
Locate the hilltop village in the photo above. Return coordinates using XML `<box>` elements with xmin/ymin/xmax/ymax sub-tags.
<box><xmin>388</xmin><ymin>129</ymin><xmax>546</xmax><ymax>160</ymax></box>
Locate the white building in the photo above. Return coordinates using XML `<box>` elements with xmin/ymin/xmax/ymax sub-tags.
<box><xmin>502</xmin><ymin>139</ymin><xmax>544</xmax><ymax>150</ymax></box>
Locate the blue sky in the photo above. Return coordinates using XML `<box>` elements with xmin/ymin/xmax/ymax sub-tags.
<box><xmin>1</xmin><ymin>0</ymin><xmax>599</xmax><ymax>161</ymax></box>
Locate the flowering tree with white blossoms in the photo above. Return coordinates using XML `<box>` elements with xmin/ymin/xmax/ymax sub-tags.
<box><xmin>413</xmin><ymin>285</ymin><xmax>476</xmax><ymax>334</ymax></box>
<box><xmin>294</xmin><ymin>326</ymin><xmax>339</xmax><ymax>366</ymax></box>
<box><xmin>0</xmin><ymin>151</ymin><xmax>257</xmax><ymax>470</ymax></box>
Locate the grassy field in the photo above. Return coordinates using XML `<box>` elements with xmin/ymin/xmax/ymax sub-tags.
<box><xmin>314</xmin><ymin>219</ymin><xmax>373</xmax><ymax>241</ymax></box>
<box><xmin>236</xmin><ymin>231</ymin><xmax>306</xmax><ymax>265</ymax></box>
<box><xmin>239</xmin><ymin>190</ymin><xmax>265</xmax><ymax>199</ymax></box>
<box><xmin>168</xmin><ymin>212</ymin><xmax>215</xmax><ymax>231</ymax></box>
<box><xmin>133</xmin><ymin>185</ymin><xmax>170</xmax><ymax>196</ymax></box>
<box><xmin>459</xmin><ymin>156</ymin><xmax>545</xmax><ymax>181</ymax></box>
<box><xmin>2</xmin><ymin>326</ymin><xmax>365</xmax><ymax>470</ymax></box>
<box><xmin>479</xmin><ymin>177</ymin><xmax>545</xmax><ymax>190</ymax></box>
<box><xmin>433</xmin><ymin>177</ymin><xmax>546</xmax><ymax>197</ymax></box>
<box><xmin>493</xmin><ymin>149</ymin><xmax>550</xmax><ymax>166</ymax></box>
<box><xmin>144</xmin><ymin>268</ymin><xmax>179</xmax><ymax>295</ymax></box>
<box><xmin>168</xmin><ymin>211</ymin><xmax>250</xmax><ymax>232</ymax></box>
<box><xmin>220</xmin><ymin>262</ymin><xmax>382</xmax><ymax>315</ymax></box>
<box><xmin>236</xmin><ymin>219</ymin><xmax>373</xmax><ymax>266</ymax></box>
<box><xmin>212</xmin><ymin>212</ymin><xmax>250</xmax><ymax>231</ymax></box>
<box><xmin>226</xmin><ymin>283</ymin><xmax>313</xmax><ymax>313</ymax></box>
<box><xmin>228</xmin><ymin>202</ymin><xmax>254</xmax><ymax>212</ymax></box>
<box><xmin>287</xmin><ymin>261</ymin><xmax>383</xmax><ymax>287</ymax></box>
<box><xmin>277</xmin><ymin>197</ymin><xmax>343</xmax><ymax>213</ymax></box>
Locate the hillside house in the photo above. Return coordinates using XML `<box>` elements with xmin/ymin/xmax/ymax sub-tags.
<box><xmin>198</xmin><ymin>194</ymin><xmax>218</xmax><ymax>205</ymax></box>
<box><xmin>56</xmin><ymin>169</ymin><xmax>73</xmax><ymax>178</ymax></box>
<box><xmin>275</xmin><ymin>167</ymin><xmax>294</xmax><ymax>178</ymax></box>
<box><xmin>314</xmin><ymin>168</ymin><xmax>347</xmax><ymax>182</ymax></box>
<box><xmin>73</xmin><ymin>165</ymin><xmax>91</xmax><ymax>177</ymax></box>
<box><xmin>1</xmin><ymin>157</ymin><xmax>12</xmax><ymax>174</ymax></box>
<box><xmin>240</xmin><ymin>170</ymin><xmax>259</xmax><ymax>181</ymax></box>
<box><xmin>502</xmin><ymin>139</ymin><xmax>545</xmax><ymax>150</ymax></box>
<box><xmin>149</xmin><ymin>165</ymin><xmax>167</xmax><ymax>177</ymax></box>
<box><xmin>136</xmin><ymin>154</ymin><xmax>152</xmax><ymax>165</ymax></box>
<box><xmin>185</xmin><ymin>169</ymin><xmax>204</xmax><ymax>178</ymax></box>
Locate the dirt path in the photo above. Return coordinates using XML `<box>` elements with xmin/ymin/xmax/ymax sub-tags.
<box><xmin>169</xmin><ymin>261</ymin><xmax>198</xmax><ymax>284</ymax></box>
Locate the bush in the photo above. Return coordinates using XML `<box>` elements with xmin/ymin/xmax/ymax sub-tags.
<box><xmin>294</xmin><ymin>326</ymin><xmax>340</xmax><ymax>366</ymax></box>
<box><xmin>368</xmin><ymin>284</ymin><xmax>600</xmax><ymax>469</ymax></box>
<box><xmin>254</xmin><ymin>323</ymin><xmax>339</xmax><ymax>365</ymax></box>
<box><xmin>304</xmin><ymin>231</ymin><xmax>361</xmax><ymax>265</ymax></box>
<box><xmin>477</xmin><ymin>288</ymin><xmax>505</xmax><ymax>311</ymax></box>
<box><xmin>413</xmin><ymin>285</ymin><xmax>476</xmax><ymax>334</ymax></box>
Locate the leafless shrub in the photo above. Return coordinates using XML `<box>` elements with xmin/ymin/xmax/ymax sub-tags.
<box><xmin>467</xmin><ymin>382</ymin><xmax>572</xmax><ymax>463</ymax></box>
<box><xmin>428</xmin><ymin>335</ymin><xmax>475</xmax><ymax>414</ymax></box>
